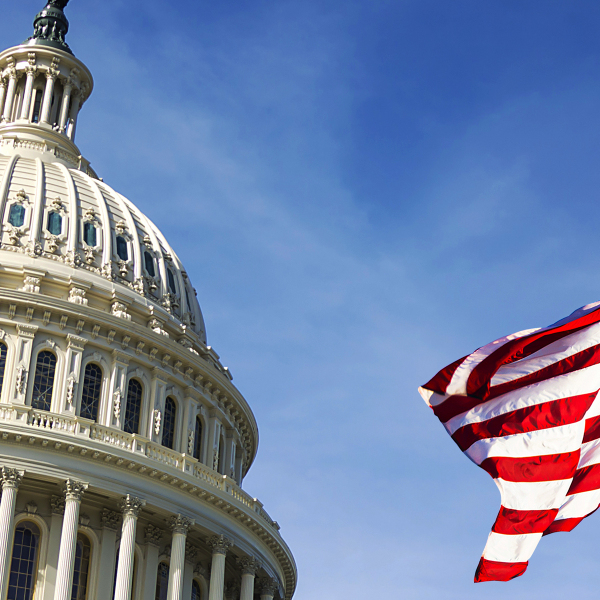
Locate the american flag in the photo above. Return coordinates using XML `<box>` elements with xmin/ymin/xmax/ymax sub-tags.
<box><xmin>419</xmin><ymin>302</ymin><xmax>600</xmax><ymax>582</ymax></box>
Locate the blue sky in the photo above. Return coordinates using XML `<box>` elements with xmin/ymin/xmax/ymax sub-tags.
<box><xmin>8</xmin><ymin>0</ymin><xmax>600</xmax><ymax>597</ymax></box>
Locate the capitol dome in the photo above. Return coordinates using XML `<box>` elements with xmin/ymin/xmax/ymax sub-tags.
<box><xmin>0</xmin><ymin>2</ymin><xmax>297</xmax><ymax>600</ymax></box>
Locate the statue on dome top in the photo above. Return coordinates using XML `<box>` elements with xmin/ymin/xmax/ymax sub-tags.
<box><xmin>25</xmin><ymin>0</ymin><xmax>73</xmax><ymax>54</ymax></box>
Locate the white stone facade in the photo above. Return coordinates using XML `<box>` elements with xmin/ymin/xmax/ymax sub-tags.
<box><xmin>0</xmin><ymin>3</ymin><xmax>296</xmax><ymax>600</ymax></box>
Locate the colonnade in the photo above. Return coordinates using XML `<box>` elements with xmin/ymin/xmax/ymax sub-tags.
<box><xmin>0</xmin><ymin>467</ymin><xmax>280</xmax><ymax>600</ymax></box>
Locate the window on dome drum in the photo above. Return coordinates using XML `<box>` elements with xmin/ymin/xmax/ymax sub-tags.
<box><xmin>32</xmin><ymin>351</ymin><xmax>57</xmax><ymax>411</ymax></box>
<box><xmin>31</xmin><ymin>89</ymin><xmax>42</xmax><ymax>123</ymax></box>
<box><xmin>167</xmin><ymin>269</ymin><xmax>177</xmax><ymax>294</ymax></box>
<box><xmin>155</xmin><ymin>562</ymin><xmax>169</xmax><ymax>600</ymax></box>
<box><xmin>80</xmin><ymin>363</ymin><xmax>102</xmax><ymax>421</ymax></box>
<box><xmin>116</xmin><ymin>236</ymin><xmax>128</xmax><ymax>261</ymax></box>
<box><xmin>191</xmin><ymin>581</ymin><xmax>202</xmax><ymax>600</ymax></box>
<box><xmin>217</xmin><ymin>435</ymin><xmax>225</xmax><ymax>474</ymax></box>
<box><xmin>8</xmin><ymin>521</ymin><xmax>40</xmax><ymax>600</ymax></box>
<box><xmin>83</xmin><ymin>222</ymin><xmax>96</xmax><ymax>247</ymax></box>
<box><xmin>162</xmin><ymin>397</ymin><xmax>176</xmax><ymax>449</ymax></box>
<box><xmin>47</xmin><ymin>211</ymin><xmax>62</xmax><ymax>235</ymax></box>
<box><xmin>71</xmin><ymin>533</ymin><xmax>91</xmax><ymax>600</ymax></box>
<box><xmin>194</xmin><ymin>416</ymin><xmax>203</xmax><ymax>461</ymax></box>
<box><xmin>8</xmin><ymin>204</ymin><xmax>25</xmax><ymax>227</ymax></box>
<box><xmin>144</xmin><ymin>251</ymin><xmax>155</xmax><ymax>277</ymax></box>
<box><xmin>124</xmin><ymin>379</ymin><xmax>143</xmax><ymax>435</ymax></box>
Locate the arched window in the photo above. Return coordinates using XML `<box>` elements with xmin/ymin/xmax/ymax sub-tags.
<box><xmin>8</xmin><ymin>204</ymin><xmax>25</xmax><ymax>227</ymax></box>
<box><xmin>162</xmin><ymin>397</ymin><xmax>176</xmax><ymax>449</ymax></box>
<box><xmin>124</xmin><ymin>379</ymin><xmax>143</xmax><ymax>435</ymax></box>
<box><xmin>167</xmin><ymin>269</ymin><xmax>177</xmax><ymax>294</ymax></box>
<box><xmin>71</xmin><ymin>533</ymin><xmax>91</xmax><ymax>600</ymax></box>
<box><xmin>32</xmin><ymin>351</ymin><xmax>57</xmax><ymax>411</ymax></box>
<box><xmin>193</xmin><ymin>416</ymin><xmax>202</xmax><ymax>461</ymax></box>
<box><xmin>155</xmin><ymin>562</ymin><xmax>169</xmax><ymax>600</ymax></box>
<box><xmin>8</xmin><ymin>521</ymin><xmax>40</xmax><ymax>600</ymax></box>
<box><xmin>80</xmin><ymin>363</ymin><xmax>102</xmax><ymax>421</ymax></box>
<box><xmin>31</xmin><ymin>90</ymin><xmax>42</xmax><ymax>123</ymax></box>
<box><xmin>144</xmin><ymin>251</ymin><xmax>155</xmax><ymax>277</ymax></box>
<box><xmin>47</xmin><ymin>211</ymin><xmax>62</xmax><ymax>235</ymax></box>
<box><xmin>83</xmin><ymin>222</ymin><xmax>96</xmax><ymax>247</ymax></box>
<box><xmin>191</xmin><ymin>581</ymin><xmax>202</xmax><ymax>600</ymax></box>
<box><xmin>116</xmin><ymin>236</ymin><xmax>128</xmax><ymax>261</ymax></box>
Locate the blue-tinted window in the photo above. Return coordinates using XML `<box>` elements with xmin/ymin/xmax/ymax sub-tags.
<box><xmin>32</xmin><ymin>90</ymin><xmax>42</xmax><ymax>123</ymax></box>
<box><xmin>155</xmin><ymin>562</ymin><xmax>169</xmax><ymax>600</ymax></box>
<box><xmin>167</xmin><ymin>269</ymin><xmax>177</xmax><ymax>294</ymax></box>
<box><xmin>47</xmin><ymin>211</ymin><xmax>62</xmax><ymax>235</ymax></box>
<box><xmin>7</xmin><ymin>522</ymin><xmax>40</xmax><ymax>600</ymax></box>
<box><xmin>0</xmin><ymin>343</ymin><xmax>7</xmax><ymax>398</ymax></box>
<box><xmin>162</xmin><ymin>397</ymin><xmax>176</xmax><ymax>449</ymax></box>
<box><xmin>32</xmin><ymin>351</ymin><xmax>57</xmax><ymax>411</ymax></box>
<box><xmin>71</xmin><ymin>534</ymin><xmax>91</xmax><ymax>600</ymax></box>
<box><xmin>8</xmin><ymin>204</ymin><xmax>25</xmax><ymax>227</ymax></box>
<box><xmin>83</xmin><ymin>222</ymin><xmax>96</xmax><ymax>247</ymax></box>
<box><xmin>116</xmin><ymin>236</ymin><xmax>128</xmax><ymax>261</ymax></box>
<box><xmin>194</xmin><ymin>417</ymin><xmax>202</xmax><ymax>460</ymax></box>
<box><xmin>124</xmin><ymin>379</ymin><xmax>142</xmax><ymax>435</ymax></box>
<box><xmin>191</xmin><ymin>581</ymin><xmax>202</xmax><ymax>600</ymax></box>
<box><xmin>144</xmin><ymin>252</ymin><xmax>155</xmax><ymax>277</ymax></box>
<box><xmin>80</xmin><ymin>363</ymin><xmax>102</xmax><ymax>421</ymax></box>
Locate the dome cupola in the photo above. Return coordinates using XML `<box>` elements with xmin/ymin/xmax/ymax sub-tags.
<box><xmin>26</xmin><ymin>0</ymin><xmax>73</xmax><ymax>55</ymax></box>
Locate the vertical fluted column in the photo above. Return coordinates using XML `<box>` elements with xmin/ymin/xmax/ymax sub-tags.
<box><xmin>258</xmin><ymin>578</ymin><xmax>278</xmax><ymax>600</ymax></box>
<box><xmin>2</xmin><ymin>69</ymin><xmax>18</xmax><ymax>122</ymax></box>
<box><xmin>58</xmin><ymin>80</ymin><xmax>73</xmax><ymax>132</ymax></box>
<box><xmin>166</xmin><ymin>515</ymin><xmax>194</xmax><ymax>600</ymax></box>
<box><xmin>237</xmin><ymin>557</ymin><xmax>260</xmax><ymax>600</ymax></box>
<box><xmin>0</xmin><ymin>468</ymin><xmax>23</xmax><ymax>600</ymax></box>
<box><xmin>0</xmin><ymin>79</ymin><xmax>7</xmax><ymax>118</ymax></box>
<box><xmin>40</xmin><ymin>68</ymin><xmax>58</xmax><ymax>124</ymax></box>
<box><xmin>53</xmin><ymin>480</ymin><xmax>88</xmax><ymax>600</ymax></box>
<box><xmin>66</xmin><ymin>92</ymin><xmax>81</xmax><ymax>140</ymax></box>
<box><xmin>20</xmin><ymin>55</ymin><xmax>37</xmax><ymax>120</ymax></box>
<box><xmin>207</xmin><ymin>535</ymin><xmax>233</xmax><ymax>600</ymax></box>
<box><xmin>114</xmin><ymin>495</ymin><xmax>145</xmax><ymax>600</ymax></box>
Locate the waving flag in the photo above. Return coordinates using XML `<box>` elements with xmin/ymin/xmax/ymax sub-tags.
<box><xmin>419</xmin><ymin>301</ymin><xmax>600</xmax><ymax>582</ymax></box>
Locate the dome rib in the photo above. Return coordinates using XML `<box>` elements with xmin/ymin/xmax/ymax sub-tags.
<box><xmin>84</xmin><ymin>172</ymin><xmax>113</xmax><ymax>267</ymax></box>
<box><xmin>30</xmin><ymin>158</ymin><xmax>45</xmax><ymax>246</ymax></box>
<box><xmin>0</xmin><ymin>154</ymin><xmax>19</xmax><ymax>235</ymax></box>
<box><xmin>56</xmin><ymin>162</ymin><xmax>77</xmax><ymax>253</ymax></box>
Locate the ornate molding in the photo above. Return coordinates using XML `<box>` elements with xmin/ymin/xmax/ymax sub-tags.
<box><xmin>63</xmin><ymin>479</ymin><xmax>87</xmax><ymax>501</ymax></box>
<box><xmin>207</xmin><ymin>534</ymin><xmax>233</xmax><ymax>556</ymax></box>
<box><xmin>1</xmin><ymin>467</ymin><xmax>23</xmax><ymax>490</ymax></box>
<box><xmin>101</xmin><ymin>509</ymin><xmax>121</xmax><ymax>531</ymax></box>
<box><xmin>145</xmin><ymin>523</ymin><xmax>163</xmax><ymax>546</ymax></box>
<box><xmin>119</xmin><ymin>494</ymin><xmax>145</xmax><ymax>517</ymax></box>
<box><xmin>259</xmin><ymin>577</ymin><xmax>278</xmax><ymax>597</ymax></box>
<box><xmin>166</xmin><ymin>514</ymin><xmax>194</xmax><ymax>535</ymax></box>
<box><xmin>185</xmin><ymin>540</ymin><xmax>198</xmax><ymax>562</ymax></box>
<box><xmin>51</xmin><ymin>494</ymin><xmax>66</xmax><ymax>515</ymax></box>
<box><xmin>237</xmin><ymin>556</ymin><xmax>261</xmax><ymax>576</ymax></box>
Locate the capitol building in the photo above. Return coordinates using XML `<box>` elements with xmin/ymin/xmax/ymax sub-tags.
<box><xmin>0</xmin><ymin>1</ymin><xmax>297</xmax><ymax>600</ymax></box>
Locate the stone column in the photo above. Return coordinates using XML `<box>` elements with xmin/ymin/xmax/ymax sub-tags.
<box><xmin>0</xmin><ymin>79</ymin><xmax>7</xmax><ymax>117</ymax></box>
<box><xmin>237</xmin><ymin>557</ymin><xmax>260</xmax><ymax>600</ymax></box>
<box><xmin>53</xmin><ymin>480</ymin><xmax>88</xmax><ymax>600</ymax></box>
<box><xmin>114</xmin><ymin>495</ymin><xmax>145</xmax><ymax>600</ymax></box>
<box><xmin>0</xmin><ymin>468</ymin><xmax>23</xmax><ymax>600</ymax></box>
<box><xmin>97</xmin><ymin>509</ymin><xmax>121</xmax><ymax>600</ymax></box>
<box><xmin>20</xmin><ymin>56</ymin><xmax>37</xmax><ymax>120</ymax></box>
<box><xmin>2</xmin><ymin>69</ymin><xmax>18</xmax><ymax>122</ymax></box>
<box><xmin>42</xmin><ymin>496</ymin><xmax>67</xmax><ymax>600</ymax></box>
<box><xmin>58</xmin><ymin>79</ymin><xmax>73</xmax><ymax>132</ymax></box>
<box><xmin>40</xmin><ymin>69</ymin><xmax>58</xmax><ymax>124</ymax></box>
<box><xmin>66</xmin><ymin>92</ymin><xmax>81</xmax><ymax>140</ymax></box>
<box><xmin>258</xmin><ymin>578</ymin><xmax>278</xmax><ymax>600</ymax></box>
<box><xmin>207</xmin><ymin>535</ymin><xmax>233</xmax><ymax>600</ymax></box>
<box><xmin>141</xmin><ymin>524</ymin><xmax>163</xmax><ymax>600</ymax></box>
<box><xmin>166</xmin><ymin>515</ymin><xmax>194</xmax><ymax>600</ymax></box>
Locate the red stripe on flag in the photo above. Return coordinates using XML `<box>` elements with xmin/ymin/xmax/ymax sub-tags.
<box><xmin>543</xmin><ymin>507</ymin><xmax>599</xmax><ymax>536</ymax></box>
<box><xmin>432</xmin><ymin>394</ymin><xmax>483</xmax><ymax>424</ymax></box>
<box><xmin>491</xmin><ymin>506</ymin><xmax>558</xmax><ymax>535</ymax></box>
<box><xmin>474</xmin><ymin>558</ymin><xmax>528</xmax><ymax>582</ymax></box>
<box><xmin>568</xmin><ymin>464</ymin><xmax>600</xmax><ymax>495</ymax></box>
<box><xmin>452</xmin><ymin>392</ymin><xmax>596</xmax><ymax>452</ymax></box>
<box><xmin>583</xmin><ymin>415</ymin><xmax>600</xmax><ymax>443</ymax></box>
<box><xmin>421</xmin><ymin>355</ymin><xmax>469</xmax><ymax>395</ymax></box>
<box><xmin>480</xmin><ymin>452</ymin><xmax>580</xmax><ymax>482</ymax></box>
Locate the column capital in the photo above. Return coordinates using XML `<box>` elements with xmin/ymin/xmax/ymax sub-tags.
<box><xmin>63</xmin><ymin>479</ymin><xmax>87</xmax><ymax>501</ymax></box>
<box><xmin>145</xmin><ymin>523</ymin><xmax>163</xmax><ymax>547</ymax></box>
<box><xmin>208</xmin><ymin>534</ymin><xmax>233</xmax><ymax>556</ymax></box>
<box><xmin>1</xmin><ymin>467</ymin><xmax>23</xmax><ymax>490</ymax></box>
<box><xmin>101</xmin><ymin>508</ymin><xmax>121</xmax><ymax>531</ymax></box>
<box><xmin>237</xmin><ymin>555</ymin><xmax>261</xmax><ymax>576</ymax></box>
<box><xmin>166</xmin><ymin>514</ymin><xmax>194</xmax><ymax>535</ymax></box>
<box><xmin>119</xmin><ymin>495</ymin><xmax>145</xmax><ymax>517</ymax></box>
<box><xmin>258</xmin><ymin>577</ymin><xmax>278</xmax><ymax>596</ymax></box>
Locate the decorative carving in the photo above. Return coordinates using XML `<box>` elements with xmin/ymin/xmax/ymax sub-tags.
<box><xmin>115</xmin><ymin>220</ymin><xmax>127</xmax><ymax>234</ymax></box>
<box><xmin>59</xmin><ymin>315</ymin><xmax>68</xmax><ymax>329</ymax></box>
<box><xmin>101</xmin><ymin>509</ymin><xmax>121</xmax><ymax>530</ymax></box>
<box><xmin>25</xmin><ymin>241</ymin><xmax>43</xmax><ymax>257</ymax></box>
<box><xmin>166</xmin><ymin>514</ymin><xmax>194</xmax><ymax>535</ymax></box>
<box><xmin>162</xmin><ymin>354</ymin><xmax>171</xmax><ymax>368</ymax></box>
<box><xmin>160</xmin><ymin>293</ymin><xmax>179</xmax><ymax>314</ymax></box>
<box><xmin>145</xmin><ymin>524</ymin><xmax>163</xmax><ymax>546</ymax></box>
<box><xmin>68</xmin><ymin>287</ymin><xmax>87</xmax><ymax>305</ymax></box>
<box><xmin>149</xmin><ymin>318</ymin><xmax>168</xmax><ymax>337</ymax></box>
<box><xmin>6</xmin><ymin>225</ymin><xmax>24</xmax><ymax>246</ymax></box>
<box><xmin>149</xmin><ymin>347</ymin><xmax>159</xmax><ymax>361</ymax></box>
<box><xmin>63</xmin><ymin>479</ymin><xmax>87</xmax><ymax>501</ymax></box>
<box><xmin>116</xmin><ymin>260</ymin><xmax>128</xmax><ymax>278</ymax></box>
<box><xmin>91</xmin><ymin>325</ymin><xmax>101</xmax><ymax>339</ymax></box>
<box><xmin>119</xmin><ymin>495</ymin><xmax>145</xmax><ymax>517</ymax></box>
<box><xmin>24</xmin><ymin>502</ymin><xmax>38</xmax><ymax>515</ymax></box>
<box><xmin>51</xmin><ymin>197</ymin><xmax>63</xmax><ymax>211</ymax></box>
<box><xmin>66</xmin><ymin>376</ymin><xmax>75</xmax><ymax>407</ymax></box>
<box><xmin>121</xmin><ymin>336</ymin><xmax>130</xmax><ymax>350</ymax></box>
<box><xmin>101</xmin><ymin>262</ymin><xmax>114</xmax><ymax>280</ymax></box>
<box><xmin>43</xmin><ymin>311</ymin><xmax>51</xmax><ymax>325</ymax></box>
<box><xmin>107</xmin><ymin>330</ymin><xmax>116</xmax><ymax>344</ymax></box>
<box><xmin>212</xmin><ymin>449</ymin><xmax>219</xmax><ymax>472</ymax></box>
<box><xmin>1</xmin><ymin>467</ymin><xmax>23</xmax><ymax>490</ymax></box>
<box><xmin>135</xmin><ymin>341</ymin><xmax>145</xmax><ymax>355</ymax></box>
<box><xmin>15</xmin><ymin>366</ymin><xmax>26</xmax><ymax>395</ymax></box>
<box><xmin>83</xmin><ymin>207</ymin><xmax>96</xmax><ymax>221</ymax></box>
<box><xmin>185</xmin><ymin>541</ymin><xmax>198</xmax><ymax>562</ymax></box>
<box><xmin>79</xmin><ymin>513</ymin><xmax>90</xmax><ymax>526</ymax></box>
<box><xmin>143</xmin><ymin>235</ymin><xmax>152</xmax><ymax>247</ymax></box>
<box><xmin>187</xmin><ymin>429</ymin><xmax>194</xmax><ymax>455</ymax></box>
<box><xmin>194</xmin><ymin>563</ymin><xmax>209</xmax><ymax>580</ymax></box>
<box><xmin>237</xmin><ymin>556</ymin><xmax>261</xmax><ymax>576</ymax></box>
<box><xmin>84</xmin><ymin>246</ymin><xmax>96</xmax><ymax>264</ymax></box>
<box><xmin>23</xmin><ymin>276</ymin><xmax>41</xmax><ymax>294</ymax></box>
<box><xmin>258</xmin><ymin>578</ymin><xmax>278</xmax><ymax>597</ymax></box>
<box><xmin>153</xmin><ymin>409</ymin><xmax>161</xmax><ymax>436</ymax></box>
<box><xmin>64</xmin><ymin>250</ymin><xmax>81</xmax><ymax>267</ymax></box>
<box><xmin>113</xmin><ymin>388</ymin><xmax>122</xmax><ymax>419</ymax></box>
<box><xmin>46</xmin><ymin>234</ymin><xmax>60</xmax><ymax>253</ymax></box>
<box><xmin>111</xmin><ymin>302</ymin><xmax>130</xmax><ymax>320</ymax></box>
<box><xmin>51</xmin><ymin>494</ymin><xmax>65</xmax><ymax>514</ymax></box>
<box><xmin>207</xmin><ymin>535</ymin><xmax>233</xmax><ymax>556</ymax></box>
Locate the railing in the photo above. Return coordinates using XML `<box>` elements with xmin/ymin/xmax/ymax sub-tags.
<box><xmin>0</xmin><ymin>406</ymin><xmax>280</xmax><ymax>532</ymax></box>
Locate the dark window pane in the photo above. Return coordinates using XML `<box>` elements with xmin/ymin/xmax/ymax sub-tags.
<box><xmin>124</xmin><ymin>379</ymin><xmax>142</xmax><ymax>435</ymax></box>
<box><xmin>144</xmin><ymin>252</ymin><xmax>155</xmax><ymax>277</ymax></box>
<box><xmin>83</xmin><ymin>222</ymin><xmax>96</xmax><ymax>247</ymax></box>
<box><xmin>194</xmin><ymin>417</ymin><xmax>202</xmax><ymax>460</ymax></box>
<box><xmin>162</xmin><ymin>397</ymin><xmax>176</xmax><ymax>449</ymax></box>
<box><xmin>8</xmin><ymin>204</ymin><xmax>25</xmax><ymax>227</ymax></box>
<box><xmin>80</xmin><ymin>363</ymin><xmax>102</xmax><ymax>421</ymax></box>
<box><xmin>47</xmin><ymin>212</ymin><xmax>62</xmax><ymax>235</ymax></box>
<box><xmin>116</xmin><ymin>236</ymin><xmax>128</xmax><ymax>261</ymax></box>
<box><xmin>71</xmin><ymin>534</ymin><xmax>91</xmax><ymax>600</ymax></box>
<box><xmin>7</xmin><ymin>522</ymin><xmax>40</xmax><ymax>600</ymax></box>
<box><xmin>167</xmin><ymin>269</ymin><xmax>176</xmax><ymax>294</ymax></box>
<box><xmin>155</xmin><ymin>562</ymin><xmax>169</xmax><ymax>600</ymax></box>
<box><xmin>32</xmin><ymin>90</ymin><xmax>42</xmax><ymax>123</ymax></box>
<box><xmin>31</xmin><ymin>351</ymin><xmax>56</xmax><ymax>411</ymax></box>
<box><xmin>191</xmin><ymin>581</ymin><xmax>201</xmax><ymax>600</ymax></box>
